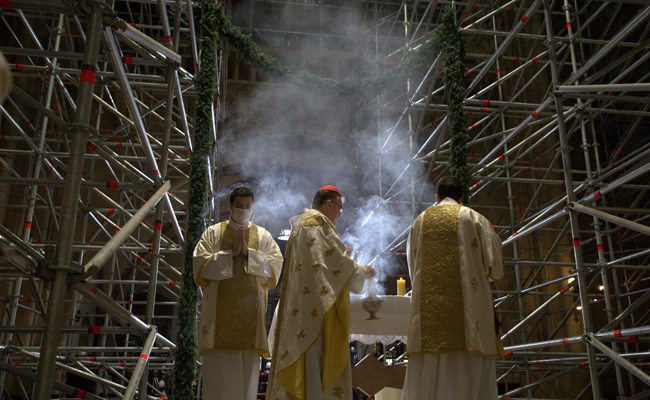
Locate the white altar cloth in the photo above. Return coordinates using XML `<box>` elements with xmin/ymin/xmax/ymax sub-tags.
<box><xmin>349</xmin><ymin>294</ymin><xmax>411</xmax><ymax>344</ymax></box>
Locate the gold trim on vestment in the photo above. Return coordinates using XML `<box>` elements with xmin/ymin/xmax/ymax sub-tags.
<box><xmin>212</xmin><ymin>222</ymin><xmax>261</xmax><ymax>352</ymax></box>
<box><xmin>420</xmin><ymin>205</ymin><xmax>467</xmax><ymax>353</ymax></box>
<box><xmin>269</xmin><ymin>211</ymin><xmax>352</xmax><ymax>399</ymax></box>
<box><xmin>269</xmin><ymin>222</ymin><xmax>302</xmax><ymax>398</ymax></box>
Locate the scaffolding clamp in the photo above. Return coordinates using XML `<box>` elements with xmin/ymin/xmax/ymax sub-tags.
<box><xmin>64</xmin><ymin>123</ymin><xmax>99</xmax><ymax>139</ymax></box>
<box><xmin>49</xmin><ymin>262</ymin><xmax>84</xmax><ymax>274</ymax></box>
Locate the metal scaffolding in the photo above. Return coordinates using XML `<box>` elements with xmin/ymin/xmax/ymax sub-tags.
<box><xmin>0</xmin><ymin>0</ymin><xmax>648</xmax><ymax>399</ymax></box>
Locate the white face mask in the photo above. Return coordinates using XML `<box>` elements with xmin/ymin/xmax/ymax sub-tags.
<box><xmin>232</xmin><ymin>207</ymin><xmax>252</xmax><ymax>224</ymax></box>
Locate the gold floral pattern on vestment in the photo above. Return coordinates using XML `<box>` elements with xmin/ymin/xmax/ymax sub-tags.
<box><xmin>212</xmin><ymin>223</ymin><xmax>261</xmax><ymax>351</ymax></box>
<box><xmin>301</xmin><ymin>215</ymin><xmax>322</xmax><ymax>227</ymax></box>
<box><xmin>420</xmin><ymin>205</ymin><xmax>467</xmax><ymax>352</ymax></box>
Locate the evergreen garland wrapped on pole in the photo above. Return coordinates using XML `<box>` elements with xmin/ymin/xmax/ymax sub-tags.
<box><xmin>208</xmin><ymin>2</ymin><xmax>435</xmax><ymax>95</ymax></box>
<box><xmin>436</xmin><ymin>6</ymin><xmax>470</xmax><ymax>199</ymax></box>
<box><xmin>172</xmin><ymin>1</ymin><xmax>220</xmax><ymax>399</ymax></box>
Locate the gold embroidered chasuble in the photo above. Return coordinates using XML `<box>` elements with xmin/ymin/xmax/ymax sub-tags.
<box><xmin>267</xmin><ymin>209</ymin><xmax>361</xmax><ymax>400</ymax></box>
<box><xmin>407</xmin><ymin>199</ymin><xmax>504</xmax><ymax>357</ymax></box>
<box><xmin>193</xmin><ymin>220</ymin><xmax>282</xmax><ymax>357</ymax></box>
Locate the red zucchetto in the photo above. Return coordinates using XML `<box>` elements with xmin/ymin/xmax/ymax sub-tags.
<box><xmin>318</xmin><ymin>185</ymin><xmax>341</xmax><ymax>196</ymax></box>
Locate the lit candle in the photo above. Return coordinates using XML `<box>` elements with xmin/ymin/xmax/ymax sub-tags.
<box><xmin>397</xmin><ymin>277</ymin><xmax>406</xmax><ymax>296</ymax></box>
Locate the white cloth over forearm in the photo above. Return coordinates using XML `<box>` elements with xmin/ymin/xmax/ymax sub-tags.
<box><xmin>200</xmin><ymin>250</ymin><xmax>233</xmax><ymax>281</ymax></box>
<box><xmin>246</xmin><ymin>248</ymin><xmax>276</xmax><ymax>280</ymax></box>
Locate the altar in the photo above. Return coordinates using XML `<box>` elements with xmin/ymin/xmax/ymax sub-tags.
<box><xmin>349</xmin><ymin>294</ymin><xmax>411</xmax><ymax>344</ymax></box>
<box><xmin>350</xmin><ymin>294</ymin><xmax>411</xmax><ymax>398</ymax></box>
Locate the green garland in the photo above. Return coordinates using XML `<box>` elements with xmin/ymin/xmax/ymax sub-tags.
<box><xmin>436</xmin><ymin>6</ymin><xmax>469</xmax><ymax>200</ymax></box>
<box><xmin>172</xmin><ymin>1</ymin><xmax>220</xmax><ymax>399</ymax></box>
<box><xmin>211</xmin><ymin>2</ymin><xmax>435</xmax><ymax>95</ymax></box>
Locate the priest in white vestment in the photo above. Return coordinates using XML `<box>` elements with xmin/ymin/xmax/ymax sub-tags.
<box><xmin>402</xmin><ymin>176</ymin><xmax>504</xmax><ymax>400</ymax></box>
<box><xmin>267</xmin><ymin>185</ymin><xmax>374</xmax><ymax>400</ymax></box>
<box><xmin>193</xmin><ymin>187</ymin><xmax>283</xmax><ymax>400</ymax></box>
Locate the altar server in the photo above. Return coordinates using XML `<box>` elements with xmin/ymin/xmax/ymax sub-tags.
<box><xmin>402</xmin><ymin>176</ymin><xmax>504</xmax><ymax>400</ymax></box>
<box><xmin>193</xmin><ymin>186</ymin><xmax>283</xmax><ymax>400</ymax></box>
